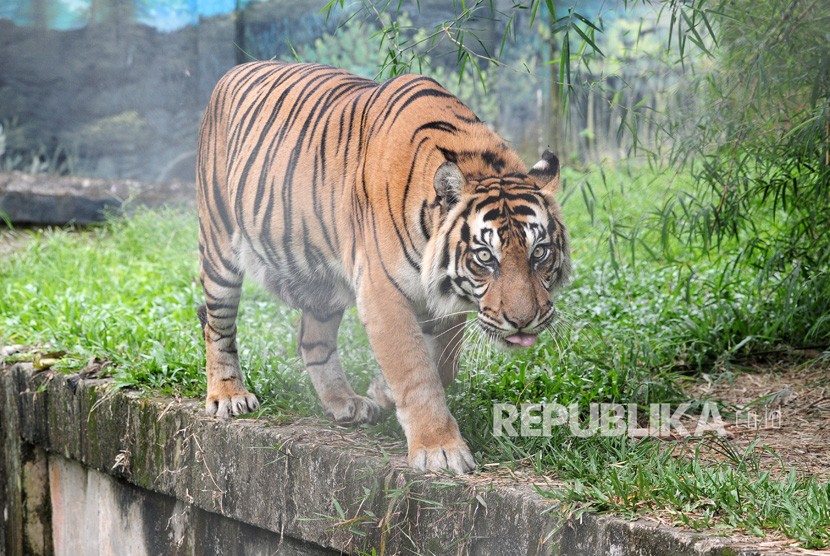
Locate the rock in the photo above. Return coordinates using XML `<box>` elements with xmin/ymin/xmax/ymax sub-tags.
<box><xmin>0</xmin><ymin>172</ymin><xmax>194</xmax><ymax>225</ymax></box>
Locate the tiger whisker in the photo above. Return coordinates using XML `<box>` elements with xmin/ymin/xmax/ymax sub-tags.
<box><xmin>437</xmin><ymin>319</ymin><xmax>472</xmax><ymax>366</ymax></box>
<box><xmin>459</xmin><ymin>320</ymin><xmax>481</xmax><ymax>372</ymax></box>
<box><xmin>469</xmin><ymin>322</ymin><xmax>493</xmax><ymax>374</ymax></box>
<box><xmin>417</xmin><ymin>310</ymin><xmax>475</xmax><ymax>326</ymax></box>
<box><xmin>431</xmin><ymin>318</ymin><xmax>471</xmax><ymax>340</ymax></box>
<box><xmin>546</xmin><ymin>324</ymin><xmax>567</xmax><ymax>369</ymax></box>
<box><xmin>453</xmin><ymin>322</ymin><xmax>476</xmax><ymax>371</ymax></box>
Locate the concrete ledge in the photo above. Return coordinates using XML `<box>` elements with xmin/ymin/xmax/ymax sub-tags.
<box><xmin>0</xmin><ymin>172</ymin><xmax>194</xmax><ymax>225</ymax></box>
<box><xmin>1</xmin><ymin>363</ymin><xmax>770</xmax><ymax>555</ymax></box>
<box><xmin>46</xmin><ymin>453</ymin><xmax>329</xmax><ymax>555</ymax></box>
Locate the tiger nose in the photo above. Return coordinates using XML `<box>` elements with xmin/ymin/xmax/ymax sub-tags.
<box><xmin>504</xmin><ymin>311</ymin><xmax>535</xmax><ymax>331</ymax></box>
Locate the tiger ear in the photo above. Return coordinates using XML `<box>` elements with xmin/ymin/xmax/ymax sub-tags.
<box><xmin>433</xmin><ymin>161</ymin><xmax>466</xmax><ymax>208</ymax></box>
<box><xmin>528</xmin><ymin>149</ymin><xmax>560</xmax><ymax>195</ymax></box>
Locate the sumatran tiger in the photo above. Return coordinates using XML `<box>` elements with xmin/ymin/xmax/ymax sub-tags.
<box><xmin>196</xmin><ymin>61</ymin><xmax>571</xmax><ymax>473</ymax></box>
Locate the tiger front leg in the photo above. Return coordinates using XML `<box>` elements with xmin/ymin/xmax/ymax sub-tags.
<box><xmin>357</xmin><ymin>283</ymin><xmax>476</xmax><ymax>474</ymax></box>
<box><xmin>198</xmin><ymin>261</ymin><xmax>259</xmax><ymax>418</ymax></box>
<box><xmin>367</xmin><ymin>313</ymin><xmax>467</xmax><ymax>408</ymax></box>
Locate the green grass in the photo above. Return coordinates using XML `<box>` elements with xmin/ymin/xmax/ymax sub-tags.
<box><xmin>538</xmin><ymin>436</ymin><xmax>830</xmax><ymax>548</ymax></box>
<box><xmin>1</xmin><ymin>163</ymin><xmax>828</xmax><ymax>547</ymax></box>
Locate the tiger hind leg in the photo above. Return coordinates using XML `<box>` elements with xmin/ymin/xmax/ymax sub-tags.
<box><xmin>299</xmin><ymin>309</ymin><xmax>381</xmax><ymax>425</ymax></box>
<box><xmin>198</xmin><ymin>234</ymin><xmax>259</xmax><ymax>418</ymax></box>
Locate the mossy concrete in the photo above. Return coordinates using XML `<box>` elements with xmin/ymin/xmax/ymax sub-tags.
<box><xmin>1</xmin><ymin>363</ymin><xmax>775</xmax><ymax>555</ymax></box>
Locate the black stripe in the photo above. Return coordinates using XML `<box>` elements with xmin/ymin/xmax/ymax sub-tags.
<box><xmin>438</xmin><ymin>147</ymin><xmax>458</xmax><ymax>163</ymax></box>
<box><xmin>305</xmin><ymin>349</ymin><xmax>335</xmax><ymax>367</ymax></box>
<box><xmin>399</xmin><ymin>137</ymin><xmax>431</xmax><ymax>257</ymax></box>
<box><xmin>513</xmin><ymin>205</ymin><xmax>538</xmax><ymax>217</ymax></box>
<box><xmin>389</xmin><ymin>88</ymin><xmax>456</xmax><ymax>127</ymax></box>
<box><xmin>439</xmin><ymin>277</ymin><xmax>453</xmax><ymax>296</ymax></box>
<box><xmin>482</xmin><ymin>150</ymin><xmax>506</xmax><ymax>173</ymax></box>
<box><xmin>418</xmin><ymin>201</ymin><xmax>431</xmax><ymax>240</ymax></box>
<box><xmin>385</xmin><ymin>180</ymin><xmax>422</xmax><ymax>273</ymax></box>
<box><xmin>460</xmin><ymin>222</ymin><xmax>470</xmax><ymax>243</ymax></box>
<box><xmin>411</xmin><ymin>120</ymin><xmax>459</xmax><ymax>142</ymax></box>
<box><xmin>368</xmin><ymin>210</ymin><xmax>411</xmax><ymax>300</ymax></box>
<box><xmin>483</xmin><ymin>208</ymin><xmax>500</xmax><ymax>222</ymax></box>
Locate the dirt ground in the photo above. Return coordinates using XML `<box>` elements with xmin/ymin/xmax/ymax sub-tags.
<box><xmin>688</xmin><ymin>355</ymin><xmax>830</xmax><ymax>481</ymax></box>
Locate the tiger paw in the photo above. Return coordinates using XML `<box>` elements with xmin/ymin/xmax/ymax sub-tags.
<box><xmin>408</xmin><ymin>438</ymin><xmax>477</xmax><ymax>474</ymax></box>
<box><xmin>205</xmin><ymin>387</ymin><xmax>260</xmax><ymax>419</ymax></box>
<box><xmin>324</xmin><ymin>395</ymin><xmax>381</xmax><ymax>426</ymax></box>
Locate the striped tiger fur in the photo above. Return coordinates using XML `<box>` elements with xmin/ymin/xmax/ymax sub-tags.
<box><xmin>196</xmin><ymin>61</ymin><xmax>571</xmax><ymax>473</ymax></box>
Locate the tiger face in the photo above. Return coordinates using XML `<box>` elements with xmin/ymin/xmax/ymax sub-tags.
<box><xmin>424</xmin><ymin>150</ymin><xmax>571</xmax><ymax>349</ymax></box>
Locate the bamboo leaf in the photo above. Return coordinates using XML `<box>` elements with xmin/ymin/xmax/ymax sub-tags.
<box><xmin>545</xmin><ymin>0</ymin><xmax>556</xmax><ymax>20</ymax></box>
<box><xmin>529</xmin><ymin>0</ymin><xmax>540</xmax><ymax>27</ymax></box>
<box><xmin>573</xmin><ymin>11</ymin><xmax>601</xmax><ymax>32</ymax></box>
<box><xmin>572</xmin><ymin>21</ymin><xmax>604</xmax><ymax>57</ymax></box>
<box><xmin>680</xmin><ymin>8</ymin><xmax>713</xmax><ymax>57</ymax></box>
<box><xmin>498</xmin><ymin>13</ymin><xmax>513</xmax><ymax>58</ymax></box>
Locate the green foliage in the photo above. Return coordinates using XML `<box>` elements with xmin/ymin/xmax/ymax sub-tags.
<box><xmin>296</xmin><ymin>13</ymin><xmax>384</xmax><ymax>77</ymax></box>
<box><xmin>320</xmin><ymin>0</ymin><xmax>602</xmax><ymax>85</ymax></box>
<box><xmin>1</xmin><ymin>174</ymin><xmax>828</xmax><ymax>543</ymax></box>
<box><xmin>655</xmin><ymin>0</ymin><xmax>830</xmax><ymax>348</ymax></box>
<box><xmin>298</xmin><ymin>12</ymin><xmax>503</xmax><ymax>126</ymax></box>
<box><xmin>0</xmin><ymin>212</ymin><xmax>205</xmax><ymax>392</ymax></box>
<box><xmin>542</xmin><ymin>437</ymin><xmax>830</xmax><ymax>549</ymax></box>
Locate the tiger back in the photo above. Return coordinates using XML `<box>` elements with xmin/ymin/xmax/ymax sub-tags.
<box><xmin>197</xmin><ymin>61</ymin><xmax>571</xmax><ymax>473</ymax></box>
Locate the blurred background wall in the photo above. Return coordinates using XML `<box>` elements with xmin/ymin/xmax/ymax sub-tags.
<box><xmin>0</xmin><ymin>0</ymin><xmax>687</xmax><ymax>182</ymax></box>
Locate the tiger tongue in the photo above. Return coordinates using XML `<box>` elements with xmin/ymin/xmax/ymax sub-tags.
<box><xmin>505</xmin><ymin>334</ymin><xmax>537</xmax><ymax>347</ymax></box>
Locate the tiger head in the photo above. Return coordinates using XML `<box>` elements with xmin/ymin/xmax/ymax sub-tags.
<box><xmin>423</xmin><ymin>150</ymin><xmax>571</xmax><ymax>349</ymax></box>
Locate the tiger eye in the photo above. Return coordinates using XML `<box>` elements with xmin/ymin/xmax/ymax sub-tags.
<box><xmin>475</xmin><ymin>249</ymin><xmax>493</xmax><ymax>264</ymax></box>
<box><xmin>532</xmin><ymin>245</ymin><xmax>548</xmax><ymax>260</ymax></box>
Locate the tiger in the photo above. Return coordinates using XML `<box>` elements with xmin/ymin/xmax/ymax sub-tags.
<box><xmin>196</xmin><ymin>61</ymin><xmax>571</xmax><ymax>474</ymax></box>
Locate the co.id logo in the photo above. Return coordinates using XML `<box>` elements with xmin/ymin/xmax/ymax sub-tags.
<box><xmin>493</xmin><ymin>402</ymin><xmax>728</xmax><ymax>438</ymax></box>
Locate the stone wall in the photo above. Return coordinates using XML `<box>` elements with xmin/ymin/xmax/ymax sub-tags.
<box><xmin>0</xmin><ymin>361</ymin><xmax>768</xmax><ymax>555</ymax></box>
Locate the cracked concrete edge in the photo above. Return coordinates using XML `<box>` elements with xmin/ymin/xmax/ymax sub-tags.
<box><xmin>1</xmin><ymin>362</ymin><xmax>771</xmax><ymax>555</ymax></box>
